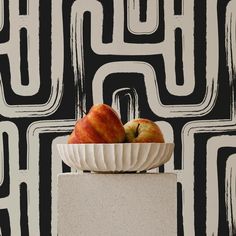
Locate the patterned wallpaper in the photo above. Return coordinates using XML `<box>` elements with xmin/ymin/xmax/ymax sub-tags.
<box><xmin>0</xmin><ymin>0</ymin><xmax>235</xmax><ymax>235</ymax></box>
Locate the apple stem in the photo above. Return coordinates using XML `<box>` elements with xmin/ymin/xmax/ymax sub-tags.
<box><xmin>135</xmin><ymin>123</ymin><xmax>140</xmax><ymax>137</ymax></box>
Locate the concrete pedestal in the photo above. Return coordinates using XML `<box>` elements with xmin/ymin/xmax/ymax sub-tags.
<box><xmin>57</xmin><ymin>173</ymin><xmax>177</xmax><ymax>236</ymax></box>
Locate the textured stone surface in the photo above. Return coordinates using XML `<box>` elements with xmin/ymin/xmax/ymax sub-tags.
<box><xmin>58</xmin><ymin>173</ymin><xmax>177</xmax><ymax>236</ymax></box>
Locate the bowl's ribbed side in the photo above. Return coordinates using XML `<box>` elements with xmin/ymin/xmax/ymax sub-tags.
<box><xmin>57</xmin><ymin>143</ymin><xmax>174</xmax><ymax>172</ymax></box>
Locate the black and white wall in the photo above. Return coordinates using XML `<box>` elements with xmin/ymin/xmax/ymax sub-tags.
<box><xmin>0</xmin><ymin>0</ymin><xmax>235</xmax><ymax>235</ymax></box>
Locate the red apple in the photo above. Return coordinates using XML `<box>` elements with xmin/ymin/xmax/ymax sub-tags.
<box><xmin>67</xmin><ymin>130</ymin><xmax>78</xmax><ymax>144</ymax></box>
<box><xmin>124</xmin><ymin>118</ymin><xmax>165</xmax><ymax>143</ymax></box>
<box><xmin>68</xmin><ymin>104</ymin><xmax>125</xmax><ymax>143</ymax></box>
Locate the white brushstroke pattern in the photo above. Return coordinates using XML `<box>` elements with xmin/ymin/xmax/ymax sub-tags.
<box><xmin>225</xmin><ymin>155</ymin><xmax>236</xmax><ymax>236</ymax></box>
<box><xmin>127</xmin><ymin>0</ymin><xmax>159</xmax><ymax>35</ymax></box>
<box><xmin>0</xmin><ymin>0</ymin><xmax>64</xmax><ymax>117</ymax></box>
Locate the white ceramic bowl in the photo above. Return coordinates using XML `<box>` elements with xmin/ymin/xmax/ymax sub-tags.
<box><xmin>57</xmin><ymin>143</ymin><xmax>174</xmax><ymax>173</ymax></box>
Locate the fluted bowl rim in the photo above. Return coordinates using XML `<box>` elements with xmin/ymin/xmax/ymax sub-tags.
<box><xmin>58</xmin><ymin>142</ymin><xmax>173</xmax><ymax>146</ymax></box>
<box><xmin>57</xmin><ymin>143</ymin><xmax>174</xmax><ymax>173</ymax></box>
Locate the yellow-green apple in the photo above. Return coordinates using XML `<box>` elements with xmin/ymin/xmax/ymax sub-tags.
<box><xmin>124</xmin><ymin>118</ymin><xmax>165</xmax><ymax>143</ymax></box>
<box><xmin>68</xmin><ymin>104</ymin><xmax>125</xmax><ymax>143</ymax></box>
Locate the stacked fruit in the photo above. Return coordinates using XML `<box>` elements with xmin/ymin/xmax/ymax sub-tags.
<box><xmin>68</xmin><ymin>104</ymin><xmax>164</xmax><ymax>144</ymax></box>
